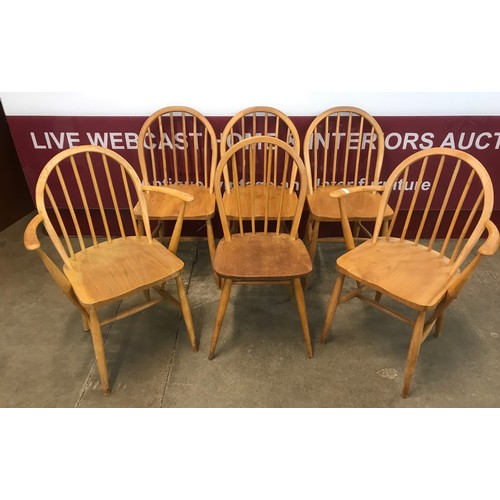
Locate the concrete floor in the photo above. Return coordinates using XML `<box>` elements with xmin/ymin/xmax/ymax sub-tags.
<box><xmin>1</xmin><ymin>212</ymin><xmax>499</xmax><ymax>408</ymax></box>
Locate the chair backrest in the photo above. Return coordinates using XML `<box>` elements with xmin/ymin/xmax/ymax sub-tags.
<box><xmin>138</xmin><ymin>106</ymin><xmax>218</xmax><ymax>192</ymax></box>
<box><xmin>215</xmin><ymin>136</ymin><xmax>307</xmax><ymax>240</ymax></box>
<box><xmin>303</xmin><ymin>106</ymin><xmax>385</xmax><ymax>195</ymax></box>
<box><xmin>220</xmin><ymin>106</ymin><xmax>301</xmax><ymax>195</ymax></box>
<box><xmin>371</xmin><ymin>147</ymin><xmax>494</xmax><ymax>275</ymax></box>
<box><xmin>35</xmin><ymin>145</ymin><xmax>152</xmax><ymax>267</ymax></box>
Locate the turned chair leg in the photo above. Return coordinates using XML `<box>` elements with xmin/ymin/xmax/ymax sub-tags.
<box><xmin>88</xmin><ymin>307</ymin><xmax>110</xmax><ymax>396</ymax></box>
<box><xmin>175</xmin><ymin>275</ymin><xmax>198</xmax><ymax>352</ymax></box>
<box><xmin>293</xmin><ymin>278</ymin><xmax>313</xmax><ymax>358</ymax></box>
<box><xmin>208</xmin><ymin>279</ymin><xmax>233</xmax><ymax>360</ymax></box>
<box><xmin>206</xmin><ymin>218</ymin><xmax>221</xmax><ymax>289</ymax></box>
<box><xmin>320</xmin><ymin>274</ymin><xmax>346</xmax><ymax>343</ymax></box>
<box><xmin>81</xmin><ymin>312</ymin><xmax>90</xmax><ymax>332</ymax></box>
<box><xmin>351</xmin><ymin>221</ymin><xmax>361</xmax><ymax>239</ymax></box>
<box><xmin>434</xmin><ymin>313</ymin><xmax>445</xmax><ymax>337</ymax></box>
<box><xmin>308</xmin><ymin>219</ymin><xmax>320</xmax><ymax>265</ymax></box>
<box><xmin>304</xmin><ymin>213</ymin><xmax>313</xmax><ymax>247</ymax></box>
<box><xmin>402</xmin><ymin>310</ymin><xmax>426</xmax><ymax>398</ymax></box>
<box><xmin>304</xmin><ymin>219</ymin><xmax>320</xmax><ymax>289</ymax></box>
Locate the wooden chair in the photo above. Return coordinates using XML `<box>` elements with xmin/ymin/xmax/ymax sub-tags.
<box><xmin>135</xmin><ymin>106</ymin><xmax>218</xmax><ymax>282</ymax></box>
<box><xmin>220</xmin><ymin>106</ymin><xmax>301</xmax><ymax>227</ymax></box>
<box><xmin>24</xmin><ymin>145</ymin><xmax>198</xmax><ymax>395</ymax></box>
<box><xmin>208</xmin><ymin>136</ymin><xmax>313</xmax><ymax>360</ymax></box>
<box><xmin>303</xmin><ymin>106</ymin><xmax>393</xmax><ymax>264</ymax></box>
<box><xmin>320</xmin><ymin>147</ymin><xmax>499</xmax><ymax>398</ymax></box>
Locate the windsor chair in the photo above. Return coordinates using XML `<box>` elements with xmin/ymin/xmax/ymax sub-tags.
<box><xmin>208</xmin><ymin>136</ymin><xmax>313</xmax><ymax>360</ymax></box>
<box><xmin>303</xmin><ymin>107</ymin><xmax>393</xmax><ymax>265</ymax></box>
<box><xmin>135</xmin><ymin>106</ymin><xmax>218</xmax><ymax>283</ymax></box>
<box><xmin>220</xmin><ymin>106</ymin><xmax>301</xmax><ymax>226</ymax></box>
<box><xmin>320</xmin><ymin>147</ymin><xmax>499</xmax><ymax>397</ymax></box>
<box><xmin>24</xmin><ymin>145</ymin><xmax>198</xmax><ymax>395</ymax></box>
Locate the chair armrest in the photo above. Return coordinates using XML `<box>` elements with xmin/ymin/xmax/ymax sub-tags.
<box><xmin>329</xmin><ymin>185</ymin><xmax>385</xmax><ymax>199</ymax></box>
<box><xmin>478</xmin><ymin>220</ymin><xmax>499</xmax><ymax>256</ymax></box>
<box><xmin>142</xmin><ymin>185</ymin><xmax>195</xmax><ymax>203</ymax></box>
<box><xmin>24</xmin><ymin>214</ymin><xmax>44</xmax><ymax>251</ymax></box>
<box><xmin>141</xmin><ymin>186</ymin><xmax>193</xmax><ymax>255</ymax></box>
<box><xmin>328</xmin><ymin>186</ymin><xmax>385</xmax><ymax>251</ymax></box>
<box><xmin>448</xmin><ymin>220</ymin><xmax>499</xmax><ymax>297</ymax></box>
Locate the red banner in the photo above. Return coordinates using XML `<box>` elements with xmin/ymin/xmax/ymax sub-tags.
<box><xmin>7</xmin><ymin>115</ymin><xmax>500</xmax><ymax>218</ymax></box>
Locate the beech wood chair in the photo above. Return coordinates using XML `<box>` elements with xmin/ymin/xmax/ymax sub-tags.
<box><xmin>135</xmin><ymin>106</ymin><xmax>218</xmax><ymax>283</ymax></box>
<box><xmin>220</xmin><ymin>106</ymin><xmax>301</xmax><ymax>227</ymax></box>
<box><xmin>24</xmin><ymin>145</ymin><xmax>198</xmax><ymax>395</ymax></box>
<box><xmin>208</xmin><ymin>136</ymin><xmax>313</xmax><ymax>360</ymax></box>
<box><xmin>320</xmin><ymin>147</ymin><xmax>499</xmax><ymax>398</ymax></box>
<box><xmin>303</xmin><ymin>106</ymin><xmax>393</xmax><ymax>265</ymax></box>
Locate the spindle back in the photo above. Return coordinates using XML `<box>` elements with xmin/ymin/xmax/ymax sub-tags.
<box><xmin>138</xmin><ymin>106</ymin><xmax>218</xmax><ymax>191</ymax></box>
<box><xmin>373</xmin><ymin>147</ymin><xmax>494</xmax><ymax>274</ymax></box>
<box><xmin>220</xmin><ymin>106</ymin><xmax>300</xmax><ymax>195</ymax></box>
<box><xmin>215</xmin><ymin>136</ymin><xmax>307</xmax><ymax>241</ymax></box>
<box><xmin>304</xmin><ymin>106</ymin><xmax>385</xmax><ymax>195</ymax></box>
<box><xmin>35</xmin><ymin>145</ymin><xmax>152</xmax><ymax>266</ymax></box>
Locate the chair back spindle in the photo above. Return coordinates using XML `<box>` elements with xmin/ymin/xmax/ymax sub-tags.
<box><xmin>35</xmin><ymin>145</ymin><xmax>152</xmax><ymax>267</ymax></box>
<box><xmin>371</xmin><ymin>148</ymin><xmax>493</xmax><ymax>274</ymax></box>
<box><xmin>304</xmin><ymin>106</ymin><xmax>384</xmax><ymax>196</ymax></box>
<box><xmin>220</xmin><ymin>106</ymin><xmax>301</xmax><ymax>196</ymax></box>
<box><xmin>215</xmin><ymin>136</ymin><xmax>307</xmax><ymax>242</ymax></box>
<box><xmin>138</xmin><ymin>106</ymin><xmax>217</xmax><ymax>192</ymax></box>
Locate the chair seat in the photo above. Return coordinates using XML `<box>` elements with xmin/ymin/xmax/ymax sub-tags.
<box><xmin>223</xmin><ymin>185</ymin><xmax>298</xmax><ymax>220</ymax></box>
<box><xmin>214</xmin><ymin>233</ymin><xmax>312</xmax><ymax>280</ymax></box>
<box><xmin>134</xmin><ymin>184</ymin><xmax>216</xmax><ymax>220</ymax></box>
<box><xmin>63</xmin><ymin>237</ymin><xmax>184</xmax><ymax>306</ymax></box>
<box><xmin>337</xmin><ymin>238</ymin><xmax>458</xmax><ymax>308</ymax></box>
<box><xmin>307</xmin><ymin>186</ymin><xmax>393</xmax><ymax>221</ymax></box>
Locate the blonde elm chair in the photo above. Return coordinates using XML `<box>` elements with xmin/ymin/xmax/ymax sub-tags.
<box><xmin>135</xmin><ymin>106</ymin><xmax>219</xmax><ymax>284</ymax></box>
<box><xmin>303</xmin><ymin>106</ymin><xmax>393</xmax><ymax>265</ymax></box>
<box><xmin>208</xmin><ymin>136</ymin><xmax>313</xmax><ymax>360</ymax></box>
<box><xmin>24</xmin><ymin>145</ymin><xmax>198</xmax><ymax>395</ymax></box>
<box><xmin>219</xmin><ymin>106</ymin><xmax>301</xmax><ymax>228</ymax></box>
<box><xmin>320</xmin><ymin>147</ymin><xmax>499</xmax><ymax>398</ymax></box>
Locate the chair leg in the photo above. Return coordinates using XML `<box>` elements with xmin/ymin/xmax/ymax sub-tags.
<box><xmin>293</xmin><ymin>278</ymin><xmax>313</xmax><ymax>358</ymax></box>
<box><xmin>175</xmin><ymin>275</ymin><xmax>198</xmax><ymax>352</ymax></box>
<box><xmin>88</xmin><ymin>307</ymin><xmax>110</xmax><ymax>395</ymax></box>
<box><xmin>139</xmin><ymin>218</ymin><xmax>149</xmax><ymax>237</ymax></box>
<box><xmin>304</xmin><ymin>213</ymin><xmax>313</xmax><ymax>247</ymax></box>
<box><xmin>375</xmin><ymin>291</ymin><xmax>382</xmax><ymax>303</ymax></box>
<box><xmin>308</xmin><ymin>219</ymin><xmax>320</xmax><ymax>264</ymax></box>
<box><xmin>319</xmin><ymin>274</ymin><xmax>345</xmax><ymax>343</ymax></box>
<box><xmin>434</xmin><ymin>313</ymin><xmax>445</xmax><ymax>337</ymax></box>
<box><xmin>159</xmin><ymin>221</ymin><xmax>165</xmax><ymax>239</ymax></box>
<box><xmin>402</xmin><ymin>310</ymin><xmax>426</xmax><ymax>398</ymax></box>
<box><xmin>81</xmin><ymin>312</ymin><xmax>90</xmax><ymax>332</ymax></box>
<box><xmin>208</xmin><ymin>278</ymin><xmax>232</xmax><ymax>360</ymax></box>
<box><xmin>430</xmin><ymin>294</ymin><xmax>451</xmax><ymax>338</ymax></box>
<box><xmin>206</xmin><ymin>218</ymin><xmax>220</xmax><ymax>289</ymax></box>
<box><xmin>381</xmin><ymin>219</ymin><xmax>389</xmax><ymax>238</ymax></box>
<box><xmin>352</xmin><ymin>221</ymin><xmax>360</xmax><ymax>239</ymax></box>
<box><xmin>304</xmin><ymin>219</ymin><xmax>320</xmax><ymax>289</ymax></box>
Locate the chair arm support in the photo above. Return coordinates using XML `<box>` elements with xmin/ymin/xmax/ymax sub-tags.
<box><xmin>24</xmin><ymin>214</ymin><xmax>82</xmax><ymax>307</ymax></box>
<box><xmin>24</xmin><ymin>214</ymin><xmax>44</xmax><ymax>251</ymax></box>
<box><xmin>329</xmin><ymin>186</ymin><xmax>385</xmax><ymax>251</ymax></box>
<box><xmin>447</xmin><ymin>222</ymin><xmax>498</xmax><ymax>297</ymax></box>
<box><xmin>142</xmin><ymin>185</ymin><xmax>195</xmax><ymax>203</ymax></box>
<box><xmin>329</xmin><ymin>185</ymin><xmax>385</xmax><ymax>199</ymax></box>
<box><xmin>478</xmin><ymin>220</ymin><xmax>499</xmax><ymax>256</ymax></box>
